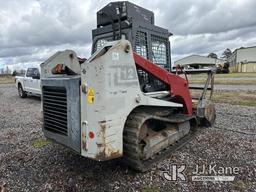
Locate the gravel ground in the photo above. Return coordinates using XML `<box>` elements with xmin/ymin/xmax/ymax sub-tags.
<box><xmin>0</xmin><ymin>84</ymin><xmax>255</xmax><ymax>192</ymax></box>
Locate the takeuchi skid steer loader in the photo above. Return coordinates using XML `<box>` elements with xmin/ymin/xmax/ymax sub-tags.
<box><xmin>40</xmin><ymin>1</ymin><xmax>216</xmax><ymax>171</ymax></box>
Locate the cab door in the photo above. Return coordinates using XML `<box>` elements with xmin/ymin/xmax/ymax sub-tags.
<box><xmin>31</xmin><ymin>68</ymin><xmax>41</xmax><ymax>94</ymax></box>
<box><xmin>24</xmin><ymin>68</ymin><xmax>34</xmax><ymax>92</ymax></box>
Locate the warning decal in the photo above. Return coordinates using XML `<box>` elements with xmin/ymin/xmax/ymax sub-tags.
<box><xmin>87</xmin><ymin>88</ymin><xmax>94</xmax><ymax>104</ymax></box>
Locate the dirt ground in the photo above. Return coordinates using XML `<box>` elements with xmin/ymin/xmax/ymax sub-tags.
<box><xmin>0</xmin><ymin>84</ymin><xmax>255</xmax><ymax>192</ymax></box>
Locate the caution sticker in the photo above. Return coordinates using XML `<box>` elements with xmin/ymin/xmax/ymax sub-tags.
<box><xmin>87</xmin><ymin>88</ymin><xmax>94</xmax><ymax>104</ymax></box>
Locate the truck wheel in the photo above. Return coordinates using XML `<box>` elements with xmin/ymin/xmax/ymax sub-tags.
<box><xmin>18</xmin><ymin>85</ymin><xmax>27</xmax><ymax>98</ymax></box>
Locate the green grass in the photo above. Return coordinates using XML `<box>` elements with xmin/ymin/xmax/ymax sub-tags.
<box><xmin>33</xmin><ymin>138</ymin><xmax>52</xmax><ymax>148</ymax></box>
<box><xmin>190</xmin><ymin>89</ymin><xmax>256</xmax><ymax>107</ymax></box>
<box><xmin>0</xmin><ymin>76</ymin><xmax>15</xmax><ymax>84</ymax></box>
<box><xmin>232</xmin><ymin>180</ymin><xmax>245</xmax><ymax>191</ymax></box>
<box><xmin>142</xmin><ymin>186</ymin><xmax>160</xmax><ymax>192</ymax></box>
<box><xmin>189</xmin><ymin>79</ymin><xmax>256</xmax><ymax>85</ymax></box>
<box><xmin>216</xmin><ymin>72</ymin><xmax>256</xmax><ymax>78</ymax></box>
<box><xmin>186</xmin><ymin>72</ymin><xmax>256</xmax><ymax>85</ymax></box>
<box><xmin>190</xmin><ymin>72</ymin><xmax>256</xmax><ymax>78</ymax></box>
<box><xmin>212</xmin><ymin>91</ymin><xmax>256</xmax><ymax>106</ymax></box>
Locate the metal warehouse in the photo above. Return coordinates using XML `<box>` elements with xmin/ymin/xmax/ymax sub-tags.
<box><xmin>229</xmin><ymin>46</ymin><xmax>256</xmax><ymax>72</ymax></box>
<box><xmin>174</xmin><ymin>55</ymin><xmax>224</xmax><ymax>69</ymax></box>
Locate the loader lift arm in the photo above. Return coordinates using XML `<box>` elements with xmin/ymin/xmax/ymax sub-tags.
<box><xmin>133</xmin><ymin>52</ymin><xmax>193</xmax><ymax>115</ymax></box>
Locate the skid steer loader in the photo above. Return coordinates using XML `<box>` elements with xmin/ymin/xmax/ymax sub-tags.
<box><xmin>40</xmin><ymin>1</ymin><xmax>216</xmax><ymax>171</ymax></box>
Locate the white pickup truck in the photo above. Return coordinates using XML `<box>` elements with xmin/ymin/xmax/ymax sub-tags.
<box><xmin>15</xmin><ymin>68</ymin><xmax>41</xmax><ymax>98</ymax></box>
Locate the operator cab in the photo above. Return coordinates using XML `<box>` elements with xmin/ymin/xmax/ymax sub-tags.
<box><xmin>92</xmin><ymin>1</ymin><xmax>172</xmax><ymax>92</ymax></box>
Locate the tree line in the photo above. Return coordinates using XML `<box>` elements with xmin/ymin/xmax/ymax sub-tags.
<box><xmin>207</xmin><ymin>48</ymin><xmax>232</xmax><ymax>60</ymax></box>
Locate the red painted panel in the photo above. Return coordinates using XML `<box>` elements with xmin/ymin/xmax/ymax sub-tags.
<box><xmin>133</xmin><ymin>52</ymin><xmax>193</xmax><ymax>115</ymax></box>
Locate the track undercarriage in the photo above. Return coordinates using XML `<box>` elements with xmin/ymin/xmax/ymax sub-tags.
<box><xmin>123</xmin><ymin>107</ymin><xmax>197</xmax><ymax>172</ymax></box>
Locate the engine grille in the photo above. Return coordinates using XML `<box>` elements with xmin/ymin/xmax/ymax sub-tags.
<box><xmin>43</xmin><ymin>86</ymin><xmax>68</xmax><ymax>135</ymax></box>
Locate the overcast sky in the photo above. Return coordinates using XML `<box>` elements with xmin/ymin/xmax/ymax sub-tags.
<box><xmin>0</xmin><ymin>0</ymin><xmax>256</xmax><ymax>71</ymax></box>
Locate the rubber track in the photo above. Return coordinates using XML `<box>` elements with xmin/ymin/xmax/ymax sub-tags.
<box><xmin>123</xmin><ymin>109</ymin><xmax>199</xmax><ymax>172</ymax></box>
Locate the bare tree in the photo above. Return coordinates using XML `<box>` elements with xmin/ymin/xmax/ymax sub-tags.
<box><xmin>20</xmin><ymin>69</ymin><xmax>26</xmax><ymax>75</ymax></box>
<box><xmin>5</xmin><ymin>66</ymin><xmax>11</xmax><ymax>74</ymax></box>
